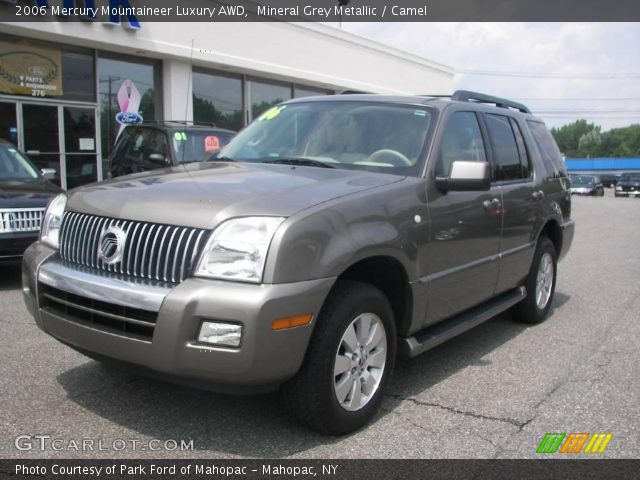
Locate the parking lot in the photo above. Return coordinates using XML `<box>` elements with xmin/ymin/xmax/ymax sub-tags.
<box><xmin>1</xmin><ymin>190</ymin><xmax>638</xmax><ymax>459</ymax></box>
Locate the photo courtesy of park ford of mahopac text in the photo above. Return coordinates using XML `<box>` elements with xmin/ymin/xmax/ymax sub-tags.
<box><xmin>0</xmin><ymin>0</ymin><xmax>640</xmax><ymax>479</ymax></box>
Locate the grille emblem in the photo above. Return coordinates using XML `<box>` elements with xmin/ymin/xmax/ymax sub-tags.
<box><xmin>98</xmin><ymin>226</ymin><xmax>127</xmax><ymax>265</ymax></box>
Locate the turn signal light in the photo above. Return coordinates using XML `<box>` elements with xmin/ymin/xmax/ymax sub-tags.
<box><xmin>271</xmin><ymin>313</ymin><xmax>313</xmax><ymax>331</ymax></box>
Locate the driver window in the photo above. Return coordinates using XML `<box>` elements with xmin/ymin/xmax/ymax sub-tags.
<box><xmin>436</xmin><ymin>112</ymin><xmax>486</xmax><ymax>176</ymax></box>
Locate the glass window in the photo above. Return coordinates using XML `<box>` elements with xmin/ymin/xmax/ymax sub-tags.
<box><xmin>486</xmin><ymin>114</ymin><xmax>522</xmax><ymax>181</ymax></box>
<box><xmin>172</xmin><ymin>130</ymin><xmax>235</xmax><ymax>164</ymax></box>
<box><xmin>250</xmin><ymin>79</ymin><xmax>291</xmax><ymax>120</ymax></box>
<box><xmin>0</xmin><ymin>102</ymin><xmax>17</xmax><ymax>144</ymax></box>
<box><xmin>221</xmin><ymin>101</ymin><xmax>432</xmax><ymax>177</ymax></box>
<box><xmin>64</xmin><ymin>107</ymin><xmax>97</xmax><ymax>189</ymax></box>
<box><xmin>510</xmin><ymin>118</ymin><xmax>532</xmax><ymax>179</ymax></box>
<box><xmin>294</xmin><ymin>85</ymin><xmax>331</xmax><ymax>98</ymax></box>
<box><xmin>436</xmin><ymin>112</ymin><xmax>486</xmax><ymax>177</ymax></box>
<box><xmin>109</xmin><ymin>126</ymin><xmax>168</xmax><ymax>177</ymax></box>
<box><xmin>98</xmin><ymin>55</ymin><xmax>160</xmax><ymax>159</ymax></box>
<box><xmin>528</xmin><ymin>120</ymin><xmax>567</xmax><ymax>178</ymax></box>
<box><xmin>59</xmin><ymin>50</ymin><xmax>95</xmax><ymax>102</ymax></box>
<box><xmin>192</xmin><ymin>70</ymin><xmax>243</xmax><ymax>131</ymax></box>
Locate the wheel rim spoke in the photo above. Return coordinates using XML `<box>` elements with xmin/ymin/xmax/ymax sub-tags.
<box><xmin>341</xmin><ymin>323</ymin><xmax>358</xmax><ymax>353</ymax></box>
<box><xmin>335</xmin><ymin>374</ymin><xmax>354</xmax><ymax>403</ymax></box>
<box><xmin>334</xmin><ymin>354</ymin><xmax>351</xmax><ymax>376</ymax></box>
<box><xmin>356</xmin><ymin>314</ymin><xmax>371</xmax><ymax>346</ymax></box>
<box><xmin>349</xmin><ymin>378</ymin><xmax>363</xmax><ymax>409</ymax></box>
<box><xmin>367</xmin><ymin>348</ymin><xmax>385</xmax><ymax>368</ymax></box>
<box><xmin>366</xmin><ymin>323</ymin><xmax>384</xmax><ymax>353</ymax></box>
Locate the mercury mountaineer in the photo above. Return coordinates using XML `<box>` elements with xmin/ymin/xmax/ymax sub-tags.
<box><xmin>23</xmin><ymin>91</ymin><xmax>574</xmax><ymax>434</ymax></box>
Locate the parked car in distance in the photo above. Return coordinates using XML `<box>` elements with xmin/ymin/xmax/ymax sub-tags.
<box><xmin>569</xmin><ymin>174</ymin><xmax>604</xmax><ymax>196</ymax></box>
<box><xmin>23</xmin><ymin>91</ymin><xmax>574</xmax><ymax>434</ymax></box>
<box><xmin>108</xmin><ymin>122</ymin><xmax>236</xmax><ymax>178</ymax></box>
<box><xmin>0</xmin><ymin>140</ymin><xmax>63</xmax><ymax>261</ymax></box>
<box><xmin>598</xmin><ymin>173</ymin><xmax>619</xmax><ymax>188</ymax></box>
<box><xmin>615</xmin><ymin>172</ymin><xmax>640</xmax><ymax>197</ymax></box>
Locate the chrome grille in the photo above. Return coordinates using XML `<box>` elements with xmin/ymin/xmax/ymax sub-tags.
<box><xmin>59</xmin><ymin>212</ymin><xmax>208</xmax><ymax>284</ymax></box>
<box><xmin>0</xmin><ymin>208</ymin><xmax>45</xmax><ymax>233</ymax></box>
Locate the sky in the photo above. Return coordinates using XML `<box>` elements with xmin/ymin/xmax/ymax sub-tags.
<box><xmin>336</xmin><ymin>22</ymin><xmax>640</xmax><ymax>131</ymax></box>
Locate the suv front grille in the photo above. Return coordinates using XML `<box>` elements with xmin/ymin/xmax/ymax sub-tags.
<box><xmin>39</xmin><ymin>283</ymin><xmax>158</xmax><ymax>340</ymax></box>
<box><xmin>0</xmin><ymin>208</ymin><xmax>45</xmax><ymax>233</ymax></box>
<box><xmin>59</xmin><ymin>212</ymin><xmax>208</xmax><ymax>283</ymax></box>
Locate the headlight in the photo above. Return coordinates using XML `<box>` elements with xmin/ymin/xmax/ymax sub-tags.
<box><xmin>40</xmin><ymin>193</ymin><xmax>67</xmax><ymax>250</ymax></box>
<box><xmin>195</xmin><ymin>217</ymin><xmax>284</xmax><ymax>283</ymax></box>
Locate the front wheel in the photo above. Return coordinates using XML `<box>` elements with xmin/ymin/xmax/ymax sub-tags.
<box><xmin>511</xmin><ymin>236</ymin><xmax>557</xmax><ymax>324</ymax></box>
<box><xmin>282</xmin><ymin>280</ymin><xmax>396</xmax><ymax>435</ymax></box>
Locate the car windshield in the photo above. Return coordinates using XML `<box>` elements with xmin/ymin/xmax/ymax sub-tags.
<box><xmin>219</xmin><ymin>101</ymin><xmax>433</xmax><ymax>176</ymax></box>
<box><xmin>620</xmin><ymin>174</ymin><xmax>640</xmax><ymax>182</ymax></box>
<box><xmin>0</xmin><ymin>144</ymin><xmax>40</xmax><ymax>181</ymax></box>
<box><xmin>172</xmin><ymin>130</ymin><xmax>235</xmax><ymax>164</ymax></box>
<box><xmin>571</xmin><ymin>175</ymin><xmax>595</xmax><ymax>185</ymax></box>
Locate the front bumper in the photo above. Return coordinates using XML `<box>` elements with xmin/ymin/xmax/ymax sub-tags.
<box><xmin>0</xmin><ymin>231</ymin><xmax>38</xmax><ymax>259</ymax></box>
<box><xmin>22</xmin><ymin>242</ymin><xmax>336</xmax><ymax>393</ymax></box>
<box><xmin>615</xmin><ymin>190</ymin><xmax>640</xmax><ymax>196</ymax></box>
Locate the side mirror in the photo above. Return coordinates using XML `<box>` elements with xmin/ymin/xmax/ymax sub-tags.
<box><xmin>148</xmin><ymin>153</ymin><xmax>169</xmax><ymax>165</ymax></box>
<box><xmin>40</xmin><ymin>168</ymin><xmax>56</xmax><ymax>180</ymax></box>
<box><xmin>435</xmin><ymin>161</ymin><xmax>491</xmax><ymax>192</ymax></box>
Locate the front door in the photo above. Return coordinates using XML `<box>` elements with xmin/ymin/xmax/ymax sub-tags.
<box><xmin>422</xmin><ymin>111</ymin><xmax>502</xmax><ymax>326</ymax></box>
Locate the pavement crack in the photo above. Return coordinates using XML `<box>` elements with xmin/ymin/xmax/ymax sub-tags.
<box><xmin>385</xmin><ymin>393</ymin><xmax>528</xmax><ymax>428</ymax></box>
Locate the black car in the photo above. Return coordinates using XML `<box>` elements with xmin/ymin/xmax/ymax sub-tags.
<box><xmin>569</xmin><ymin>174</ymin><xmax>604</xmax><ymax>196</ymax></box>
<box><xmin>0</xmin><ymin>140</ymin><xmax>63</xmax><ymax>260</ymax></box>
<box><xmin>599</xmin><ymin>173</ymin><xmax>619</xmax><ymax>188</ymax></box>
<box><xmin>108</xmin><ymin>122</ymin><xmax>236</xmax><ymax>178</ymax></box>
<box><xmin>615</xmin><ymin>172</ymin><xmax>640</xmax><ymax>197</ymax></box>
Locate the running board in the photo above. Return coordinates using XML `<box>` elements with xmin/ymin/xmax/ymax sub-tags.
<box><xmin>398</xmin><ymin>286</ymin><xmax>526</xmax><ymax>358</ymax></box>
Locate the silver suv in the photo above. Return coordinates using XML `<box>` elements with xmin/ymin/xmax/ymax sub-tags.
<box><xmin>23</xmin><ymin>91</ymin><xmax>574</xmax><ymax>434</ymax></box>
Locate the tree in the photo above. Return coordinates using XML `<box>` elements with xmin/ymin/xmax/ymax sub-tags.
<box><xmin>551</xmin><ymin>120</ymin><xmax>640</xmax><ymax>158</ymax></box>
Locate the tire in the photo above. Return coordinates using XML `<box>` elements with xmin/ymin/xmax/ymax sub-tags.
<box><xmin>282</xmin><ymin>280</ymin><xmax>396</xmax><ymax>435</ymax></box>
<box><xmin>510</xmin><ymin>236</ymin><xmax>557</xmax><ymax>324</ymax></box>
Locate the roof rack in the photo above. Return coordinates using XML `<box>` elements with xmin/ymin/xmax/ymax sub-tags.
<box><xmin>451</xmin><ymin>90</ymin><xmax>531</xmax><ymax>114</ymax></box>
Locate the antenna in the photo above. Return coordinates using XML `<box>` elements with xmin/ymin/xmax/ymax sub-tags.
<box><xmin>182</xmin><ymin>38</ymin><xmax>195</xmax><ymax>165</ymax></box>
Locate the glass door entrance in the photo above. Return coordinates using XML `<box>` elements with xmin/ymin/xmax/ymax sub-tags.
<box><xmin>0</xmin><ymin>101</ymin><xmax>99</xmax><ymax>190</ymax></box>
<box><xmin>22</xmin><ymin>104</ymin><xmax>62</xmax><ymax>186</ymax></box>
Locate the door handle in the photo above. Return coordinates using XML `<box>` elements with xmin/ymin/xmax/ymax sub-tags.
<box><xmin>483</xmin><ymin>198</ymin><xmax>501</xmax><ymax>210</ymax></box>
<box><xmin>531</xmin><ymin>190</ymin><xmax>545</xmax><ymax>201</ymax></box>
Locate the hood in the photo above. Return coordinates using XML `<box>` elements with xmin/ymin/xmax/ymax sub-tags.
<box><xmin>67</xmin><ymin>162</ymin><xmax>405</xmax><ymax>229</ymax></box>
<box><xmin>0</xmin><ymin>179</ymin><xmax>62</xmax><ymax>209</ymax></box>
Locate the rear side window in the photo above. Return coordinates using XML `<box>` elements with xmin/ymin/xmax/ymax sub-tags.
<box><xmin>485</xmin><ymin>114</ymin><xmax>526</xmax><ymax>181</ymax></box>
<box><xmin>527</xmin><ymin>120</ymin><xmax>567</xmax><ymax>178</ymax></box>
<box><xmin>436</xmin><ymin>111</ymin><xmax>486</xmax><ymax>176</ymax></box>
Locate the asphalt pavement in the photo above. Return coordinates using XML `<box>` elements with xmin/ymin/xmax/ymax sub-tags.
<box><xmin>1</xmin><ymin>190</ymin><xmax>638</xmax><ymax>459</ymax></box>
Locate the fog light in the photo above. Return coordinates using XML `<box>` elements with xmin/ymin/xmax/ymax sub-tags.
<box><xmin>198</xmin><ymin>321</ymin><xmax>242</xmax><ymax>347</ymax></box>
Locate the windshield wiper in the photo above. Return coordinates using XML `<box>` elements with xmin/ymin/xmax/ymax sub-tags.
<box><xmin>210</xmin><ymin>156</ymin><xmax>236</xmax><ymax>162</ymax></box>
<box><xmin>262</xmin><ymin>157</ymin><xmax>335</xmax><ymax>169</ymax></box>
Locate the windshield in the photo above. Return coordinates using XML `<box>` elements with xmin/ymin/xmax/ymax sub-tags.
<box><xmin>172</xmin><ymin>130</ymin><xmax>235</xmax><ymax>164</ymax></box>
<box><xmin>0</xmin><ymin>145</ymin><xmax>40</xmax><ymax>181</ymax></box>
<box><xmin>620</xmin><ymin>174</ymin><xmax>640</xmax><ymax>182</ymax></box>
<box><xmin>219</xmin><ymin>101</ymin><xmax>433</xmax><ymax>175</ymax></box>
<box><xmin>571</xmin><ymin>175</ymin><xmax>595</xmax><ymax>185</ymax></box>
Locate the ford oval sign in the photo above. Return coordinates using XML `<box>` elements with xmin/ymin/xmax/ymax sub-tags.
<box><xmin>115</xmin><ymin>111</ymin><xmax>144</xmax><ymax>125</ymax></box>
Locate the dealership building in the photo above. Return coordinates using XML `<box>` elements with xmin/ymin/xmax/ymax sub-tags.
<box><xmin>0</xmin><ymin>10</ymin><xmax>453</xmax><ymax>189</ymax></box>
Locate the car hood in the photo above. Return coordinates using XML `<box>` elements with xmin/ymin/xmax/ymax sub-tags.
<box><xmin>0</xmin><ymin>179</ymin><xmax>62</xmax><ymax>209</ymax></box>
<box><xmin>67</xmin><ymin>162</ymin><xmax>405</xmax><ymax>228</ymax></box>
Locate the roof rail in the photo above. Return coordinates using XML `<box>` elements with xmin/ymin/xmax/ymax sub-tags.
<box><xmin>451</xmin><ymin>90</ymin><xmax>531</xmax><ymax>114</ymax></box>
<box><xmin>143</xmin><ymin>120</ymin><xmax>218</xmax><ymax>127</ymax></box>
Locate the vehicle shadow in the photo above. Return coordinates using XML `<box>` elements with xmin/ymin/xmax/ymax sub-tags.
<box><xmin>56</xmin><ymin>291</ymin><xmax>570</xmax><ymax>457</ymax></box>
<box><xmin>0</xmin><ymin>261</ymin><xmax>22</xmax><ymax>291</ymax></box>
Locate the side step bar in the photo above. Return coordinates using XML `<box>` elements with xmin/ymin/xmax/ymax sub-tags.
<box><xmin>398</xmin><ymin>286</ymin><xmax>526</xmax><ymax>358</ymax></box>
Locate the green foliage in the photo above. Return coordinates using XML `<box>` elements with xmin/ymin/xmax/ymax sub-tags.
<box><xmin>551</xmin><ymin>120</ymin><xmax>640</xmax><ymax>158</ymax></box>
